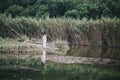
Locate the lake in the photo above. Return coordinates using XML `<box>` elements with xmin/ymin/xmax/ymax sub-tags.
<box><xmin>0</xmin><ymin>63</ymin><xmax>120</xmax><ymax>80</ymax></box>
<box><xmin>0</xmin><ymin>46</ymin><xmax>120</xmax><ymax>80</ymax></box>
<box><xmin>66</xmin><ymin>46</ymin><xmax>120</xmax><ymax>60</ymax></box>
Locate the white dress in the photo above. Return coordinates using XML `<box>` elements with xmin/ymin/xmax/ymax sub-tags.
<box><xmin>41</xmin><ymin>35</ymin><xmax>47</xmax><ymax>63</ymax></box>
<box><xmin>42</xmin><ymin>35</ymin><xmax>47</xmax><ymax>48</ymax></box>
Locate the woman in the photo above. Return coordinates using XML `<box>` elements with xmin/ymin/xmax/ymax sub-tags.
<box><xmin>41</xmin><ymin>31</ymin><xmax>47</xmax><ymax>65</ymax></box>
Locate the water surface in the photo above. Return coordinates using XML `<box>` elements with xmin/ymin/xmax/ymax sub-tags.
<box><xmin>66</xmin><ymin>46</ymin><xmax>120</xmax><ymax>60</ymax></box>
<box><xmin>0</xmin><ymin>64</ymin><xmax>120</xmax><ymax>80</ymax></box>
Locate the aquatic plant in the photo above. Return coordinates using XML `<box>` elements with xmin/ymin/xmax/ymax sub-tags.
<box><xmin>0</xmin><ymin>14</ymin><xmax>120</xmax><ymax>47</ymax></box>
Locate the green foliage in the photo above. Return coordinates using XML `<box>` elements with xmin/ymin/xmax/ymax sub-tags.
<box><xmin>0</xmin><ymin>0</ymin><xmax>120</xmax><ymax>18</ymax></box>
<box><xmin>0</xmin><ymin>0</ymin><xmax>14</xmax><ymax>13</ymax></box>
<box><xmin>36</xmin><ymin>5</ymin><xmax>49</xmax><ymax>18</ymax></box>
<box><xmin>107</xmin><ymin>0</ymin><xmax>120</xmax><ymax>17</ymax></box>
<box><xmin>5</xmin><ymin>4</ymin><xmax>23</xmax><ymax>17</ymax></box>
<box><xmin>88</xmin><ymin>4</ymin><xmax>99</xmax><ymax>19</ymax></box>
<box><xmin>21</xmin><ymin>5</ymin><xmax>38</xmax><ymax>17</ymax></box>
<box><xmin>65</xmin><ymin>10</ymin><xmax>79</xmax><ymax>19</ymax></box>
<box><xmin>103</xmin><ymin>7</ymin><xmax>112</xmax><ymax>17</ymax></box>
<box><xmin>75</xmin><ymin>4</ymin><xmax>89</xmax><ymax>18</ymax></box>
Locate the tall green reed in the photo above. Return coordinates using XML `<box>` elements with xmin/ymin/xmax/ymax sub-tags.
<box><xmin>0</xmin><ymin>14</ymin><xmax>120</xmax><ymax>47</ymax></box>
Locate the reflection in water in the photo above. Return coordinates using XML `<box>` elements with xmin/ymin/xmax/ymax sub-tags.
<box><xmin>0</xmin><ymin>46</ymin><xmax>120</xmax><ymax>80</ymax></box>
<box><xmin>0</xmin><ymin>46</ymin><xmax>120</xmax><ymax>61</ymax></box>
<box><xmin>66</xmin><ymin>46</ymin><xmax>120</xmax><ymax>60</ymax></box>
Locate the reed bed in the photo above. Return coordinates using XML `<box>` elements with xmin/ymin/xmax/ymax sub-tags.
<box><xmin>0</xmin><ymin>14</ymin><xmax>120</xmax><ymax>47</ymax></box>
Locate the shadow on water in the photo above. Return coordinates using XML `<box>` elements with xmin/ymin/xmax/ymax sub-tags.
<box><xmin>0</xmin><ymin>68</ymin><xmax>68</xmax><ymax>80</ymax></box>
<box><xmin>66</xmin><ymin>46</ymin><xmax>120</xmax><ymax>60</ymax></box>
